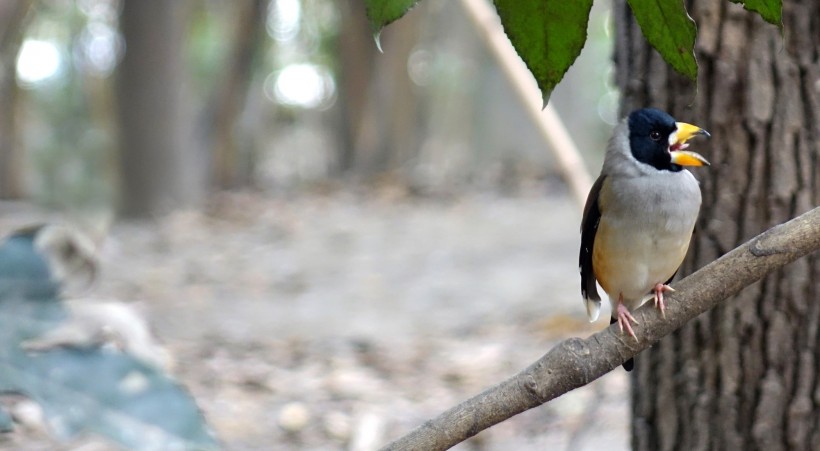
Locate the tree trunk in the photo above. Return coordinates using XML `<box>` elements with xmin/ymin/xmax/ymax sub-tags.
<box><xmin>614</xmin><ymin>0</ymin><xmax>819</xmax><ymax>449</ymax></box>
<box><xmin>0</xmin><ymin>0</ymin><xmax>33</xmax><ymax>199</ymax></box>
<box><xmin>334</xmin><ymin>0</ymin><xmax>422</xmax><ymax>179</ymax></box>
<box><xmin>207</xmin><ymin>0</ymin><xmax>266</xmax><ymax>190</ymax></box>
<box><xmin>333</xmin><ymin>0</ymin><xmax>378</xmax><ymax>174</ymax></box>
<box><xmin>117</xmin><ymin>0</ymin><xmax>192</xmax><ymax>217</ymax></box>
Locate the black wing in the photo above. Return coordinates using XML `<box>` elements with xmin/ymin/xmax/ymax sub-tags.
<box><xmin>580</xmin><ymin>175</ymin><xmax>606</xmax><ymax>302</ymax></box>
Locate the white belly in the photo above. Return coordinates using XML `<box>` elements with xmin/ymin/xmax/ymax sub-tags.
<box><xmin>593</xmin><ymin>171</ymin><xmax>701</xmax><ymax>311</ymax></box>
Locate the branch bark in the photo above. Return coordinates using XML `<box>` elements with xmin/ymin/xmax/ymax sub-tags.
<box><xmin>382</xmin><ymin>206</ymin><xmax>820</xmax><ymax>450</ymax></box>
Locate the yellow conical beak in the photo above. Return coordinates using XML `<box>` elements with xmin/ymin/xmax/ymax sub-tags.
<box><xmin>670</xmin><ymin>150</ymin><xmax>710</xmax><ymax>167</ymax></box>
<box><xmin>675</xmin><ymin>122</ymin><xmax>710</xmax><ymax>143</ymax></box>
<box><xmin>670</xmin><ymin>122</ymin><xmax>710</xmax><ymax>166</ymax></box>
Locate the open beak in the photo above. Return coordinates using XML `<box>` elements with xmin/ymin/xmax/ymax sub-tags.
<box><xmin>670</xmin><ymin>122</ymin><xmax>711</xmax><ymax>167</ymax></box>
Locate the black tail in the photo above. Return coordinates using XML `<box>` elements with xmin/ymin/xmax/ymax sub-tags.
<box><xmin>611</xmin><ymin>317</ymin><xmax>634</xmax><ymax>371</ymax></box>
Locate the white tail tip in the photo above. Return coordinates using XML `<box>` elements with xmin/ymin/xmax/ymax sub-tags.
<box><xmin>585</xmin><ymin>299</ymin><xmax>601</xmax><ymax>322</ymax></box>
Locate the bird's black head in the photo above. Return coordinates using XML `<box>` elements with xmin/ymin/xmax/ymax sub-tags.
<box><xmin>627</xmin><ymin>108</ymin><xmax>680</xmax><ymax>172</ymax></box>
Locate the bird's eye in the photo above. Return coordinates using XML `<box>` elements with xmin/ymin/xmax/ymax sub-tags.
<box><xmin>649</xmin><ymin>131</ymin><xmax>661</xmax><ymax>141</ymax></box>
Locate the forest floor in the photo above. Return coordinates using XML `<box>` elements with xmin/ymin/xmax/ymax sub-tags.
<box><xmin>1</xmin><ymin>189</ymin><xmax>629</xmax><ymax>450</ymax></box>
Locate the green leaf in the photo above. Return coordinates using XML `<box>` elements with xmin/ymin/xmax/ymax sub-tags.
<box><xmin>364</xmin><ymin>0</ymin><xmax>421</xmax><ymax>50</ymax></box>
<box><xmin>627</xmin><ymin>0</ymin><xmax>698</xmax><ymax>80</ymax></box>
<box><xmin>730</xmin><ymin>0</ymin><xmax>782</xmax><ymax>27</ymax></box>
<box><xmin>493</xmin><ymin>0</ymin><xmax>594</xmax><ymax>105</ymax></box>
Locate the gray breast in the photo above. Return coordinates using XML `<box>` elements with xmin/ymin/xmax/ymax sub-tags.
<box><xmin>607</xmin><ymin>170</ymin><xmax>701</xmax><ymax>233</ymax></box>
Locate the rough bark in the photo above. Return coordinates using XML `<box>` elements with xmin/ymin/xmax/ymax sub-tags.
<box><xmin>117</xmin><ymin>0</ymin><xmax>191</xmax><ymax>217</ymax></box>
<box><xmin>613</xmin><ymin>1</ymin><xmax>820</xmax><ymax>449</ymax></box>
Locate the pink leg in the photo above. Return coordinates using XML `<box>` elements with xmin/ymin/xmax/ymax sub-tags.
<box><xmin>616</xmin><ymin>294</ymin><xmax>639</xmax><ymax>341</ymax></box>
<box><xmin>652</xmin><ymin>283</ymin><xmax>676</xmax><ymax>318</ymax></box>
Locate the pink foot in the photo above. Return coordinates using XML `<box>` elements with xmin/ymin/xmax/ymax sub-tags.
<box><xmin>616</xmin><ymin>297</ymin><xmax>639</xmax><ymax>341</ymax></box>
<box><xmin>653</xmin><ymin>283</ymin><xmax>676</xmax><ymax>318</ymax></box>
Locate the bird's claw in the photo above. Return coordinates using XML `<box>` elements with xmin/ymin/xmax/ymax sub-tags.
<box><xmin>653</xmin><ymin>283</ymin><xmax>675</xmax><ymax>318</ymax></box>
<box><xmin>616</xmin><ymin>302</ymin><xmax>639</xmax><ymax>341</ymax></box>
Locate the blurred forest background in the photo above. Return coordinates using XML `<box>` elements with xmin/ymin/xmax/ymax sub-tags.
<box><xmin>0</xmin><ymin>0</ymin><xmax>632</xmax><ymax>449</ymax></box>
<box><xmin>1</xmin><ymin>0</ymin><xmax>617</xmax><ymax>214</ymax></box>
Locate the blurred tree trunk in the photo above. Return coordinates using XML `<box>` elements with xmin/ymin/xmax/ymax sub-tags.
<box><xmin>333</xmin><ymin>0</ymin><xmax>422</xmax><ymax>179</ymax></box>
<box><xmin>207</xmin><ymin>0</ymin><xmax>266</xmax><ymax>189</ymax></box>
<box><xmin>614</xmin><ymin>1</ymin><xmax>820</xmax><ymax>449</ymax></box>
<box><xmin>334</xmin><ymin>0</ymin><xmax>377</xmax><ymax>173</ymax></box>
<box><xmin>0</xmin><ymin>0</ymin><xmax>33</xmax><ymax>199</ymax></box>
<box><xmin>116</xmin><ymin>0</ymin><xmax>192</xmax><ymax>217</ymax></box>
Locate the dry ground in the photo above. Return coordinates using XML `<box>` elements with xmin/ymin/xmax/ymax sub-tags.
<box><xmin>1</xmin><ymin>190</ymin><xmax>629</xmax><ymax>450</ymax></box>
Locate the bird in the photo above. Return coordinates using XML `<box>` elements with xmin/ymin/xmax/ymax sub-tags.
<box><xmin>579</xmin><ymin>108</ymin><xmax>710</xmax><ymax>370</ymax></box>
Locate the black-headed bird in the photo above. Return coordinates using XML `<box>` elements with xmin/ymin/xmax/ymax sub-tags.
<box><xmin>580</xmin><ymin>108</ymin><xmax>710</xmax><ymax>370</ymax></box>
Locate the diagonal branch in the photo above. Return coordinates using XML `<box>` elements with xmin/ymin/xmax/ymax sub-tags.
<box><xmin>382</xmin><ymin>206</ymin><xmax>820</xmax><ymax>450</ymax></box>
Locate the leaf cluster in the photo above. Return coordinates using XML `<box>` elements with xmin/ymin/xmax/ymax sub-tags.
<box><xmin>365</xmin><ymin>0</ymin><xmax>782</xmax><ymax>104</ymax></box>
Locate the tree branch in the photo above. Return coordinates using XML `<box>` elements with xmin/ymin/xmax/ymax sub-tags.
<box><xmin>382</xmin><ymin>206</ymin><xmax>820</xmax><ymax>450</ymax></box>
